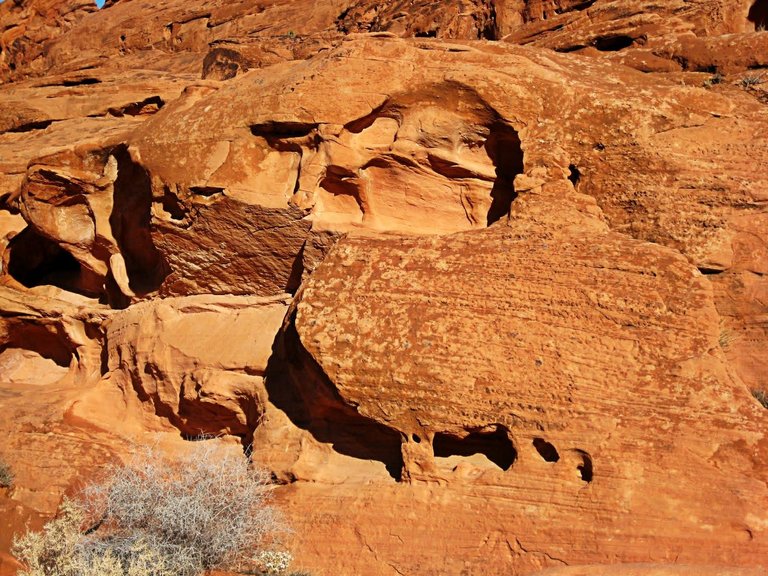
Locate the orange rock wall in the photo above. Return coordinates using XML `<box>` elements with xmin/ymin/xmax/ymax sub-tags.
<box><xmin>1</xmin><ymin>1</ymin><xmax>767</xmax><ymax>575</ymax></box>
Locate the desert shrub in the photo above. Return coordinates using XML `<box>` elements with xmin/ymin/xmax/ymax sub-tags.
<box><xmin>13</xmin><ymin>440</ymin><xmax>292</xmax><ymax>576</ymax></box>
<box><xmin>703</xmin><ymin>71</ymin><xmax>724</xmax><ymax>87</ymax></box>
<box><xmin>0</xmin><ymin>457</ymin><xmax>12</xmax><ymax>487</ymax></box>
<box><xmin>739</xmin><ymin>74</ymin><xmax>765</xmax><ymax>88</ymax></box>
<box><xmin>752</xmin><ymin>389</ymin><xmax>768</xmax><ymax>409</ymax></box>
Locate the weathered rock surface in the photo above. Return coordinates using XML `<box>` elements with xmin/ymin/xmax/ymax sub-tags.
<box><xmin>532</xmin><ymin>566</ymin><xmax>767</xmax><ymax>576</ymax></box>
<box><xmin>279</xmin><ymin>184</ymin><xmax>768</xmax><ymax>570</ymax></box>
<box><xmin>95</xmin><ymin>294</ymin><xmax>290</xmax><ymax>437</ymax></box>
<box><xmin>1</xmin><ymin>1</ymin><xmax>767</xmax><ymax>575</ymax></box>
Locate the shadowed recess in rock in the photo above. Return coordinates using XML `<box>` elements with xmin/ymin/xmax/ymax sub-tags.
<box><xmin>575</xmin><ymin>449</ymin><xmax>593</xmax><ymax>482</ymax></box>
<box><xmin>485</xmin><ymin>121</ymin><xmax>524</xmax><ymax>225</ymax></box>
<box><xmin>266</xmin><ymin>319</ymin><xmax>404</xmax><ymax>480</ymax></box>
<box><xmin>110</xmin><ymin>146</ymin><xmax>168</xmax><ymax>296</ymax></box>
<box><xmin>6</xmin><ymin>227</ymin><xmax>102</xmax><ymax>298</ymax></box>
<box><xmin>523</xmin><ymin>0</ymin><xmax>597</xmax><ymax>22</ymax></box>
<box><xmin>749</xmin><ymin>0</ymin><xmax>768</xmax><ymax>30</ymax></box>
<box><xmin>0</xmin><ymin>321</ymin><xmax>74</xmax><ymax>368</ymax></box>
<box><xmin>593</xmin><ymin>34</ymin><xmax>636</xmax><ymax>51</ymax></box>
<box><xmin>533</xmin><ymin>438</ymin><xmax>560</xmax><ymax>462</ymax></box>
<box><xmin>568</xmin><ymin>163</ymin><xmax>581</xmax><ymax>188</ymax></box>
<box><xmin>107</xmin><ymin>95</ymin><xmax>164</xmax><ymax>117</ymax></box>
<box><xmin>433</xmin><ymin>426</ymin><xmax>517</xmax><ymax>471</ymax></box>
<box><xmin>250</xmin><ymin>121</ymin><xmax>318</xmax><ymax>141</ymax></box>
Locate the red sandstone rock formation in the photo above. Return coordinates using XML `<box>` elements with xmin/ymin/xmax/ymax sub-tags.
<box><xmin>1</xmin><ymin>1</ymin><xmax>767</xmax><ymax>575</ymax></box>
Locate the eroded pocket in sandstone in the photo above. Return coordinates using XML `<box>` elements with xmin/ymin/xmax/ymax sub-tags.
<box><xmin>433</xmin><ymin>425</ymin><xmax>517</xmax><ymax>472</ymax></box>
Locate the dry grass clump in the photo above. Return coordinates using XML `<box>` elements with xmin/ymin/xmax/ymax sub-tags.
<box><xmin>0</xmin><ymin>457</ymin><xmax>12</xmax><ymax>488</ymax></box>
<box><xmin>13</xmin><ymin>440</ymin><xmax>294</xmax><ymax>576</ymax></box>
<box><xmin>752</xmin><ymin>389</ymin><xmax>768</xmax><ymax>409</ymax></box>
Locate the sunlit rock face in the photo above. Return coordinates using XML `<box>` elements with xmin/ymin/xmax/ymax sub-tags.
<box><xmin>1</xmin><ymin>0</ymin><xmax>767</xmax><ymax>575</ymax></box>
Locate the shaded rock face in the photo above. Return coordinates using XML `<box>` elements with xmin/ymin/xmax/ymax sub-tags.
<box><xmin>1</xmin><ymin>1</ymin><xmax>768</xmax><ymax>576</ymax></box>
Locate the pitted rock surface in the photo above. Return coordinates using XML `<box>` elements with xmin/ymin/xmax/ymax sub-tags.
<box><xmin>1</xmin><ymin>1</ymin><xmax>767</xmax><ymax>575</ymax></box>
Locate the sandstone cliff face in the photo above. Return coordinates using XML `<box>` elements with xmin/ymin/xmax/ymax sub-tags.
<box><xmin>1</xmin><ymin>0</ymin><xmax>767</xmax><ymax>575</ymax></box>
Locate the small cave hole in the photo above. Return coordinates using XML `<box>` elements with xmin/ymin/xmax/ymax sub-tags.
<box><xmin>110</xmin><ymin>147</ymin><xmax>169</xmax><ymax>296</ymax></box>
<box><xmin>555</xmin><ymin>45</ymin><xmax>587</xmax><ymax>53</ymax></box>
<box><xmin>697</xmin><ymin>266</ymin><xmax>725</xmax><ymax>275</ymax></box>
<box><xmin>485</xmin><ymin>122</ymin><xmax>524</xmax><ymax>226</ymax></box>
<box><xmin>593</xmin><ymin>35</ymin><xmax>635</xmax><ymax>52</ymax></box>
<box><xmin>568</xmin><ymin>164</ymin><xmax>581</xmax><ymax>188</ymax></box>
<box><xmin>60</xmin><ymin>77</ymin><xmax>101</xmax><ymax>87</ymax></box>
<box><xmin>250</xmin><ymin>121</ymin><xmax>317</xmax><ymax>139</ymax></box>
<box><xmin>1</xmin><ymin>323</ymin><xmax>74</xmax><ymax>368</ymax></box>
<box><xmin>533</xmin><ymin>438</ymin><xmax>560</xmax><ymax>462</ymax></box>
<box><xmin>108</xmin><ymin>96</ymin><xmax>165</xmax><ymax>117</ymax></box>
<box><xmin>415</xmin><ymin>30</ymin><xmax>438</xmax><ymax>38</ymax></box>
<box><xmin>6</xmin><ymin>228</ymin><xmax>100</xmax><ymax>298</ymax></box>
<box><xmin>7</xmin><ymin>119</ymin><xmax>55</xmax><ymax>133</ymax></box>
<box><xmin>412</xmin><ymin>433</ymin><xmax>422</xmax><ymax>444</ymax></box>
<box><xmin>433</xmin><ymin>426</ymin><xmax>517</xmax><ymax>471</ymax></box>
<box><xmin>576</xmin><ymin>450</ymin><xmax>593</xmax><ymax>482</ymax></box>
<box><xmin>749</xmin><ymin>0</ymin><xmax>768</xmax><ymax>30</ymax></box>
<box><xmin>189</xmin><ymin>186</ymin><xmax>224</xmax><ymax>197</ymax></box>
<box><xmin>161</xmin><ymin>188</ymin><xmax>187</xmax><ymax>220</ymax></box>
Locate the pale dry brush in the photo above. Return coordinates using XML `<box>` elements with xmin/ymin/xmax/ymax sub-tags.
<box><xmin>13</xmin><ymin>439</ymin><xmax>292</xmax><ymax>576</ymax></box>
<box><xmin>0</xmin><ymin>456</ymin><xmax>12</xmax><ymax>487</ymax></box>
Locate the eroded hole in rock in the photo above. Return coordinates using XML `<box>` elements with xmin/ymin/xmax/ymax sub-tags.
<box><xmin>533</xmin><ymin>438</ymin><xmax>560</xmax><ymax>462</ymax></box>
<box><xmin>161</xmin><ymin>190</ymin><xmax>187</xmax><ymax>220</ymax></box>
<box><xmin>0</xmin><ymin>320</ymin><xmax>74</xmax><ymax>375</ymax></box>
<box><xmin>526</xmin><ymin>0</ymin><xmax>596</xmax><ymax>22</ymax></box>
<box><xmin>568</xmin><ymin>164</ymin><xmax>581</xmax><ymax>188</ymax></box>
<box><xmin>110</xmin><ymin>146</ymin><xmax>168</xmax><ymax>295</ymax></box>
<box><xmin>433</xmin><ymin>426</ymin><xmax>516</xmax><ymax>471</ymax></box>
<box><xmin>415</xmin><ymin>30</ymin><xmax>438</xmax><ymax>38</ymax></box>
<box><xmin>320</xmin><ymin>164</ymin><xmax>360</xmax><ymax>199</ymax></box>
<box><xmin>576</xmin><ymin>450</ymin><xmax>593</xmax><ymax>482</ymax></box>
<box><xmin>555</xmin><ymin>45</ymin><xmax>588</xmax><ymax>53</ymax></box>
<box><xmin>108</xmin><ymin>96</ymin><xmax>164</xmax><ymax>117</ymax></box>
<box><xmin>698</xmin><ymin>266</ymin><xmax>725</xmax><ymax>275</ymax></box>
<box><xmin>593</xmin><ymin>35</ymin><xmax>635</xmax><ymax>51</ymax></box>
<box><xmin>749</xmin><ymin>0</ymin><xmax>768</xmax><ymax>30</ymax></box>
<box><xmin>7</xmin><ymin>227</ymin><xmax>101</xmax><ymax>297</ymax></box>
<box><xmin>561</xmin><ymin>0</ymin><xmax>596</xmax><ymax>11</ymax></box>
<box><xmin>343</xmin><ymin>101</ymin><xmax>391</xmax><ymax>134</ymax></box>
<box><xmin>485</xmin><ymin>122</ymin><xmax>524</xmax><ymax>225</ymax></box>
<box><xmin>189</xmin><ymin>186</ymin><xmax>224</xmax><ymax>197</ymax></box>
<box><xmin>1</xmin><ymin>322</ymin><xmax>73</xmax><ymax>368</ymax></box>
<box><xmin>266</xmin><ymin>320</ymin><xmax>404</xmax><ymax>481</ymax></box>
<box><xmin>250</xmin><ymin>121</ymin><xmax>317</xmax><ymax>140</ymax></box>
<box><xmin>36</xmin><ymin>77</ymin><xmax>101</xmax><ymax>88</ymax></box>
<box><xmin>7</xmin><ymin>119</ymin><xmax>55</xmax><ymax>133</ymax></box>
<box><xmin>62</xmin><ymin>77</ymin><xmax>101</xmax><ymax>87</ymax></box>
<box><xmin>412</xmin><ymin>434</ymin><xmax>421</xmax><ymax>444</ymax></box>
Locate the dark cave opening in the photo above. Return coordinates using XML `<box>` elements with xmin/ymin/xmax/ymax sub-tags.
<box><xmin>1</xmin><ymin>322</ymin><xmax>74</xmax><ymax>368</ymax></box>
<box><xmin>593</xmin><ymin>35</ymin><xmax>635</xmax><ymax>51</ymax></box>
<box><xmin>110</xmin><ymin>146</ymin><xmax>168</xmax><ymax>295</ymax></box>
<box><xmin>6</xmin><ymin>227</ymin><xmax>101</xmax><ymax>298</ymax></box>
<box><xmin>576</xmin><ymin>450</ymin><xmax>594</xmax><ymax>482</ymax></box>
<box><xmin>433</xmin><ymin>426</ymin><xmax>517</xmax><ymax>471</ymax></box>
<box><xmin>533</xmin><ymin>438</ymin><xmax>560</xmax><ymax>462</ymax></box>
<box><xmin>749</xmin><ymin>0</ymin><xmax>768</xmax><ymax>30</ymax></box>
<box><xmin>485</xmin><ymin>122</ymin><xmax>524</xmax><ymax>226</ymax></box>
<box><xmin>568</xmin><ymin>163</ymin><xmax>581</xmax><ymax>188</ymax></box>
